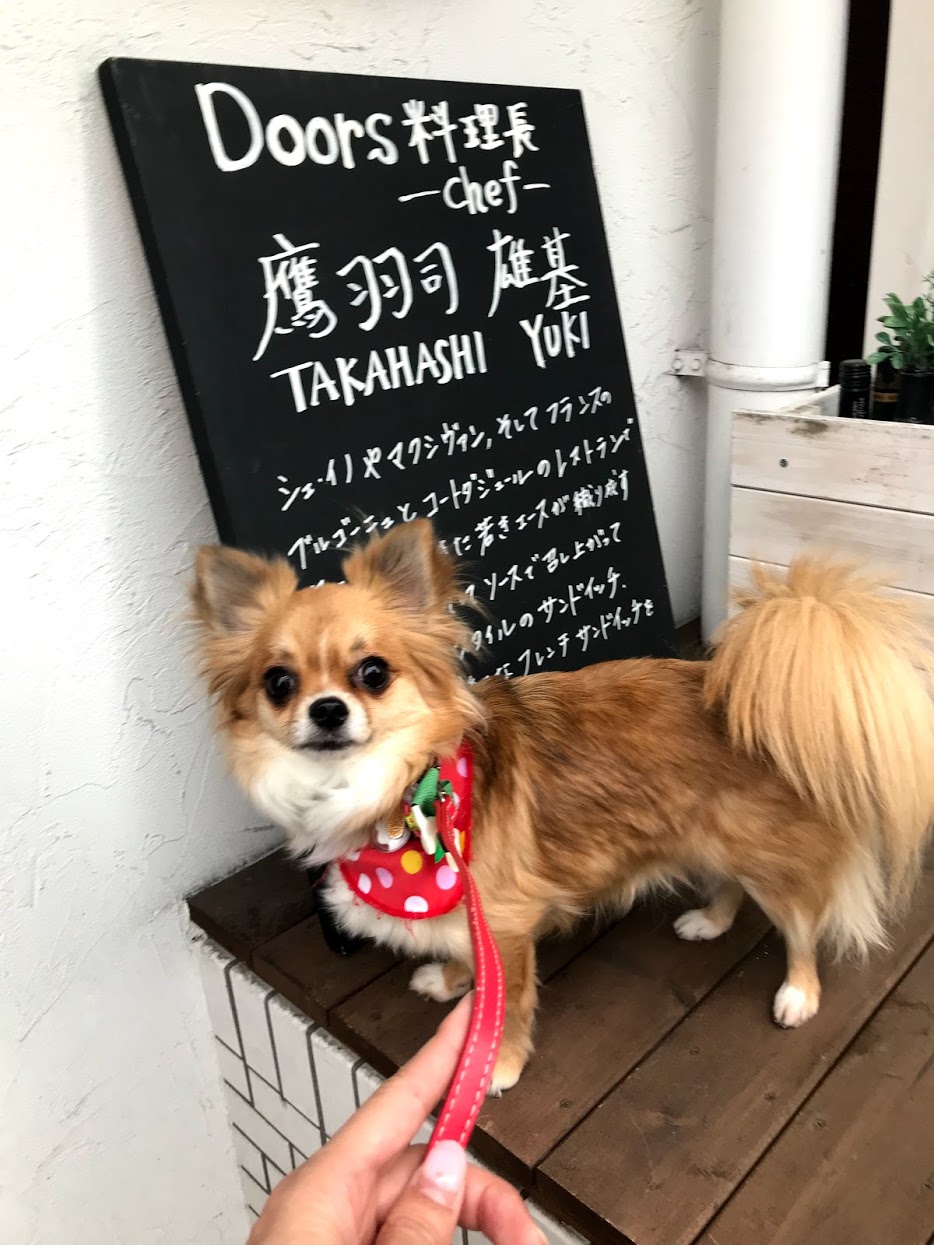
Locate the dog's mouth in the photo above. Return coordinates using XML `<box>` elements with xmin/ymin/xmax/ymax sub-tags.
<box><xmin>301</xmin><ymin>738</ymin><xmax>355</xmax><ymax>754</ymax></box>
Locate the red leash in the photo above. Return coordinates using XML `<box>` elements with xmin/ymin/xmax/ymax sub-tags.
<box><xmin>427</xmin><ymin>788</ymin><xmax>505</xmax><ymax>1151</ymax></box>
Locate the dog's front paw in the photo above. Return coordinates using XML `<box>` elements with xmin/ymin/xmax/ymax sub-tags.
<box><xmin>487</xmin><ymin>1046</ymin><xmax>526</xmax><ymax>1097</ymax></box>
<box><xmin>674</xmin><ymin>908</ymin><xmax>727</xmax><ymax>941</ymax></box>
<box><xmin>772</xmin><ymin>982</ymin><xmax>820</xmax><ymax>1028</ymax></box>
<box><xmin>410</xmin><ymin>962</ymin><xmax>470</xmax><ymax>1003</ymax></box>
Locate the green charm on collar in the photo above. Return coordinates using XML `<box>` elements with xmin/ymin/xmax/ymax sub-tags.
<box><xmin>411</xmin><ymin>766</ymin><xmax>454</xmax><ymax>819</ymax></box>
<box><xmin>410</xmin><ymin>766</ymin><xmax>454</xmax><ymax>862</ymax></box>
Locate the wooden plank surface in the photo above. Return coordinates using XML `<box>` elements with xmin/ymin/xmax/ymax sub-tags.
<box><xmin>732</xmin><ymin>409</ymin><xmax>934</xmax><ymax>513</ymax></box>
<box><xmin>187</xmin><ymin>848</ymin><xmax>317</xmax><ymax>962</ymax></box>
<box><xmin>537</xmin><ymin>870</ymin><xmax>934</xmax><ymax>1245</ymax></box>
<box><xmin>475</xmin><ymin>901</ymin><xmax>769</xmax><ymax>1182</ymax></box>
<box><xmin>727</xmin><ymin>555</ymin><xmax>934</xmax><ymax>631</ymax></box>
<box><xmin>697</xmin><ymin>941</ymin><xmax>934</xmax><ymax>1245</ymax></box>
<box><xmin>730</xmin><ymin>487</ymin><xmax>934</xmax><ymax>596</ymax></box>
<box><xmin>252</xmin><ymin>915</ymin><xmax>398</xmax><ymax>1027</ymax></box>
<box><xmin>329</xmin><ymin>917</ymin><xmax>607</xmax><ymax>1184</ymax></box>
<box><xmin>333</xmin><ymin>899</ymin><xmax>768</xmax><ymax>1184</ymax></box>
<box><xmin>329</xmin><ymin>916</ymin><xmax>605</xmax><ymax>1077</ymax></box>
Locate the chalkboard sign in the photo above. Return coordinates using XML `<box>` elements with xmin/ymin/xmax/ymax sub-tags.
<box><xmin>101</xmin><ymin>57</ymin><xmax>675</xmax><ymax>677</ymax></box>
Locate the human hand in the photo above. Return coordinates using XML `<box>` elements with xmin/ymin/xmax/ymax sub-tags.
<box><xmin>247</xmin><ymin>994</ymin><xmax>546</xmax><ymax>1245</ymax></box>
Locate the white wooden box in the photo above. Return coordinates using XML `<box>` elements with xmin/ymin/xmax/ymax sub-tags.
<box><xmin>729</xmin><ymin>396</ymin><xmax>934</xmax><ymax>630</ymax></box>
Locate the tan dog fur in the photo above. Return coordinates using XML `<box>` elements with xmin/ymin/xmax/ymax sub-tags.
<box><xmin>192</xmin><ymin>521</ymin><xmax>934</xmax><ymax>1093</ymax></box>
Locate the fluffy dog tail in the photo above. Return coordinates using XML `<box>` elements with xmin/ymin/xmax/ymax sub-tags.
<box><xmin>705</xmin><ymin>557</ymin><xmax>934</xmax><ymax>937</ymax></box>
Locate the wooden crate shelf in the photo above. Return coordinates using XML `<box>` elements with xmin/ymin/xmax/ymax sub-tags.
<box><xmin>730</xmin><ymin>403</ymin><xmax>934</xmax><ymax>628</ymax></box>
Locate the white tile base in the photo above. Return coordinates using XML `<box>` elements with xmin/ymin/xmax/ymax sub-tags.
<box><xmin>194</xmin><ymin>932</ymin><xmax>588</xmax><ymax>1244</ymax></box>
<box><xmin>353</xmin><ymin>1061</ymin><xmax>384</xmax><ymax>1106</ymax></box>
<box><xmin>231</xmin><ymin>1125</ymin><xmax>266</xmax><ymax>1190</ymax></box>
<box><xmin>240</xmin><ymin>1165</ymin><xmax>267</xmax><ymax>1217</ymax></box>
<box><xmin>310</xmin><ymin>1024</ymin><xmax>360</xmax><ymax>1137</ymax></box>
<box><xmin>267</xmin><ymin>992</ymin><xmax>321</xmax><ymax>1124</ymax></box>
<box><xmin>215</xmin><ymin>1037</ymin><xmax>249</xmax><ymax>1099</ymax></box>
<box><xmin>265</xmin><ymin>1154</ymin><xmax>288</xmax><ymax>1191</ymax></box>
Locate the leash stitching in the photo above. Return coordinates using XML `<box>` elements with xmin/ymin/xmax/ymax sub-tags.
<box><xmin>428</xmin><ymin>759</ymin><xmax>505</xmax><ymax>1150</ymax></box>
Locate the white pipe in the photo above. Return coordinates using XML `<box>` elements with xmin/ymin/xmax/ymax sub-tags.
<box><xmin>702</xmin><ymin>0</ymin><xmax>849</xmax><ymax>638</ymax></box>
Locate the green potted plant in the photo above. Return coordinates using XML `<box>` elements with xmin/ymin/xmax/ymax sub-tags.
<box><xmin>867</xmin><ymin>272</ymin><xmax>934</xmax><ymax>424</ymax></box>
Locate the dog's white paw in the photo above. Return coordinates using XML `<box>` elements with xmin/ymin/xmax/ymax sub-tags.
<box><xmin>409</xmin><ymin>962</ymin><xmax>467</xmax><ymax>1003</ymax></box>
<box><xmin>487</xmin><ymin>1051</ymin><xmax>524</xmax><ymax>1097</ymax></box>
<box><xmin>772</xmin><ymin>982</ymin><xmax>820</xmax><ymax>1028</ymax></box>
<box><xmin>674</xmin><ymin>909</ymin><xmax>725</xmax><ymax>941</ymax></box>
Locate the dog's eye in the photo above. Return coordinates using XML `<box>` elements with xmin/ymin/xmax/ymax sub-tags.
<box><xmin>263</xmin><ymin>666</ymin><xmax>298</xmax><ymax>706</ymax></box>
<box><xmin>354</xmin><ymin>656</ymin><xmax>391</xmax><ymax>694</ymax></box>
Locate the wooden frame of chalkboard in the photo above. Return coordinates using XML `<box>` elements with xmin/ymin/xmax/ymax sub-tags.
<box><xmin>100</xmin><ymin>57</ymin><xmax>674</xmax><ymax>678</ymax></box>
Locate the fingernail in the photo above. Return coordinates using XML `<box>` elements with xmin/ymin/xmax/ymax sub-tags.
<box><xmin>417</xmin><ymin>1140</ymin><xmax>467</xmax><ymax>1208</ymax></box>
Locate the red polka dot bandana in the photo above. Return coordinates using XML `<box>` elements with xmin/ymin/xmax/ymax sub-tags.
<box><xmin>337</xmin><ymin>744</ymin><xmax>473</xmax><ymax>920</ymax></box>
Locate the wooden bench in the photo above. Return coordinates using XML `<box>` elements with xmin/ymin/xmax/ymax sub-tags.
<box><xmin>190</xmin><ymin>849</ymin><xmax>934</xmax><ymax>1245</ymax></box>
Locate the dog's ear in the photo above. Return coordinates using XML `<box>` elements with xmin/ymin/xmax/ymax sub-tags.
<box><xmin>342</xmin><ymin>520</ymin><xmax>457</xmax><ymax>613</ymax></box>
<box><xmin>191</xmin><ymin>546</ymin><xmax>297</xmax><ymax>634</ymax></box>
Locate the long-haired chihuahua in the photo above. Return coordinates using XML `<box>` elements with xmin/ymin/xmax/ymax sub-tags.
<box><xmin>192</xmin><ymin>520</ymin><xmax>934</xmax><ymax>1093</ymax></box>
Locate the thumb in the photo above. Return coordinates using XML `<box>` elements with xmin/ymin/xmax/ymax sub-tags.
<box><xmin>376</xmin><ymin>1141</ymin><xmax>467</xmax><ymax>1245</ymax></box>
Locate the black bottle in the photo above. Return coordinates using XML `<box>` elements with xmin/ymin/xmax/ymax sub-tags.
<box><xmin>838</xmin><ymin>359</ymin><xmax>871</xmax><ymax>419</ymax></box>
<box><xmin>871</xmin><ymin>358</ymin><xmax>900</xmax><ymax>421</ymax></box>
<box><xmin>897</xmin><ymin>370</ymin><xmax>933</xmax><ymax>424</ymax></box>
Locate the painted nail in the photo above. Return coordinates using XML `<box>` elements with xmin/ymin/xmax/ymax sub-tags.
<box><xmin>417</xmin><ymin>1140</ymin><xmax>467</xmax><ymax>1208</ymax></box>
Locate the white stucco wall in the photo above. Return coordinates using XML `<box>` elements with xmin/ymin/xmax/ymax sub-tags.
<box><xmin>863</xmin><ymin>0</ymin><xmax>934</xmax><ymax>347</ymax></box>
<box><xmin>0</xmin><ymin>3</ymin><xmax>715</xmax><ymax>1243</ymax></box>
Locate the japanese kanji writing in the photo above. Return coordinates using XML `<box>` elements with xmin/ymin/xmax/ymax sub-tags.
<box><xmin>255</xmin><ymin>234</ymin><xmax>337</xmax><ymax>361</ymax></box>
<box><xmin>337</xmin><ymin>242</ymin><xmax>458</xmax><ymax>331</ymax></box>
<box><xmin>487</xmin><ymin>226</ymin><xmax>591</xmax><ymax>318</ymax></box>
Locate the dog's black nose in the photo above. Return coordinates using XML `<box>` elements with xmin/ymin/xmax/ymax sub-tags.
<box><xmin>309</xmin><ymin>697</ymin><xmax>349</xmax><ymax>731</ymax></box>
